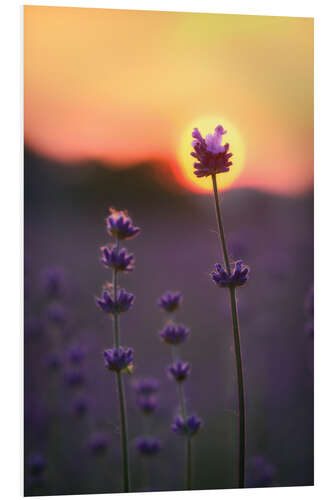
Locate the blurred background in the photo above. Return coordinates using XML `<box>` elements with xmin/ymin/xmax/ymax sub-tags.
<box><xmin>24</xmin><ymin>6</ymin><xmax>313</xmax><ymax>496</ymax></box>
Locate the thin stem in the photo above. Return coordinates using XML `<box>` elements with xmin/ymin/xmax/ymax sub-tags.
<box><xmin>211</xmin><ymin>175</ymin><xmax>245</xmax><ymax>488</ymax></box>
<box><xmin>211</xmin><ymin>174</ymin><xmax>231</xmax><ymax>274</ymax></box>
<box><xmin>116</xmin><ymin>371</ymin><xmax>130</xmax><ymax>492</ymax></box>
<box><xmin>177</xmin><ymin>382</ymin><xmax>186</xmax><ymax>421</ymax></box>
<box><xmin>187</xmin><ymin>437</ymin><xmax>192</xmax><ymax>490</ymax></box>
<box><xmin>112</xmin><ymin>236</ymin><xmax>130</xmax><ymax>492</ymax></box>
<box><xmin>113</xmin><ymin>269</ymin><xmax>120</xmax><ymax>347</ymax></box>
<box><xmin>229</xmin><ymin>286</ymin><xmax>245</xmax><ymax>488</ymax></box>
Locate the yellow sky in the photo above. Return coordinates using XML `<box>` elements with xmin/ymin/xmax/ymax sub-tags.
<box><xmin>24</xmin><ymin>6</ymin><xmax>313</xmax><ymax>194</ymax></box>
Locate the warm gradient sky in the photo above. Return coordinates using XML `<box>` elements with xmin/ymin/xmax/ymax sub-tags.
<box><xmin>24</xmin><ymin>6</ymin><xmax>313</xmax><ymax>194</ymax></box>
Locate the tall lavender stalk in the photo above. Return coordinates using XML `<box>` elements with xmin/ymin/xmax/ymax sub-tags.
<box><xmin>158</xmin><ymin>292</ymin><xmax>202</xmax><ymax>490</ymax></box>
<box><xmin>96</xmin><ymin>208</ymin><xmax>140</xmax><ymax>492</ymax></box>
<box><xmin>191</xmin><ymin>126</ymin><xmax>249</xmax><ymax>488</ymax></box>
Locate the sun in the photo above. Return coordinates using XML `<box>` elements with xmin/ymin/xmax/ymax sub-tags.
<box><xmin>176</xmin><ymin>115</ymin><xmax>246</xmax><ymax>193</ymax></box>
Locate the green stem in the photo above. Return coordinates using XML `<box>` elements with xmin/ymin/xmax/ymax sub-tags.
<box><xmin>116</xmin><ymin>371</ymin><xmax>130</xmax><ymax>492</ymax></box>
<box><xmin>113</xmin><ymin>236</ymin><xmax>130</xmax><ymax>492</ymax></box>
<box><xmin>177</xmin><ymin>382</ymin><xmax>186</xmax><ymax>421</ymax></box>
<box><xmin>211</xmin><ymin>174</ymin><xmax>231</xmax><ymax>274</ymax></box>
<box><xmin>187</xmin><ymin>436</ymin><xmax>192</xmax><ymax>490</ymax></box>
<box><xmin>113</xmin><ymin>269</ymin><xmax>120</xmax><ymax>347</ymax></box>
<box><xmin>211</xmin><ymin>174</ymin><xmax>245</xmax><ymax>488</ymax></box>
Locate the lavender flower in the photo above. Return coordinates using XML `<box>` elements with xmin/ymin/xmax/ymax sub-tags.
<box><xmin>67</xmin><ymin>344</ymin><xmax>86</xmax><ymax>364</ymax></box>
<box><xmin>41</xmin><ymin>266</ymin><xmax>65</xmax><ymax>298</ymax></box>
<box><xmin>46</xmin><ymin>303</ymin><xmax>67</xmax><ymax>325</ymax></box>
<box><xmin>159</xmin><ymin>323</ymin><xmax>190</xmax><ymax>345</ymax></box>
<box><xmin>88</xmin><ymin>432</ymin><xmax>109</xmax><ymax>455</ymax></box>
<box><xmin>103</xmin><ymin>347</ymin><xmax>134</xmax><ymax>372</ymax></box>
<box><xmin>101</xmin><ymin>245</ymin><xmax>134</xmax><ymax>272</ymax></box>
<box><xmin>45</xmin><ymin>352</ymin><xmax>62</xmax><ymax>371</ymax></box>
<box><xmin>135</xmin><ymin>437</ymin><xmax>162</xmax><ymax>456</ymax></box>
<box><xmin>191</xmin><ymin>125</ymin><xmax>233</xmax><ymax>178</ymax></box>
<box><xmin>211</xmin><ymin>260</ymin><xmax>249</xmax><ymax>288</ymax></box>
<box><xmin>27</xmin><ymin>453</ymin><xmax>47</xmax><ymax>477</ymax></box>
<box><xmin>64</xmin><ymin>370</ymin><xmax>85</xmax><ymax>387</ymax></box>
<box><xmin>158</xmin><ymin>291</ymin><xmax>182</xmax><ymax>313</ymax></box>
<box><xmin>248</xmin><ymin>456</ymin><xmax>276</xmax><ymax>487</ymax></box>
<box><xmin>96</xmin><ymin>288</ymin><xmax>134</xmax><ymax>314</ymax></box>
<box><xmin>73</xmin><ymin>396</ymin><xmax>89</xmax><ymax>417</ymax></box>
<box><xmin>168</xmin><ymin>361</ymin><xmax>191</xmax><ymax>382</ymax></box>
<box><xmin>133</xmin><ymin>377</ymin><xmax>159</xmax><ymax>396</ymax></box>
<box><xmin>172</xmin><ymin>415</ymin><xmax>203</xmax><ymax>437</ymax></box>
<box><xmin>136</xmin><ymin>395</ymin><xmax>157</xmax><ymax>414</ymax></box>
<box><xmin>107</xmin><ymin>208</ymin><xmax>140</xmax><ymax>240</ymax></box>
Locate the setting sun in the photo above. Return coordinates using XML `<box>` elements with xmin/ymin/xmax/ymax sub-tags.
<box><xmin>176</xmin><ymin>116</ymin><xmax>246</xmax><ymax>193</ymax></box>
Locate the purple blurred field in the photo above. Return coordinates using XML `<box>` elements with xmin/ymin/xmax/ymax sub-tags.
<box><xmin>24</xmin><ymin>149</ymin><xmax>313</xmax><ymax>495</ymax></box>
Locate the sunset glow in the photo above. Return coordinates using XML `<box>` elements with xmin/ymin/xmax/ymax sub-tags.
<box><xmin>176</xmin><ymin>116</ymin><xmax>245</xmax><ymax>193</ymax></box>
<box><xmin>24</xmin><ymin>7</ymin><xmax>313</xmax><ymax>195</ymax></box>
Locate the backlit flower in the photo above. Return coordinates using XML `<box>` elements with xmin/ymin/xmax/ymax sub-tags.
<box><xmin>191</xmin><ymin>125</ymin><xmax>233</xmax><ymax>177</ymax></box>
<box><xmin>107</xmin><ymin>208</ymin><xmax>140</xmax><ymax>240</ymax></box>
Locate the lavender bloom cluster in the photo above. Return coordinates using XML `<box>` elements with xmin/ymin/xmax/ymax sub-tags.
<box><xmin>135</xmin><ymin>437</ymin><xmax>162</xmax><ymax>456</ymax></box>
<box><xmin>107</xmin><ymin>208</ymin><xmax>140</xmax><ymax>240</ymax></box>
<box><xmin>157</xmin><ymin>291</ymin><xmax>203</xmax><ymax>444</ymax></box>
<box><xmin>211</xmin><ymin>261</ymin><xmax>249</xmax><ymax>288</ymax></box>
<box><xmin>172</xmin><ymin>415</ymin><xmax>203</xmax><ymax>437</ymax></box>
<box><xmin>158</xmin><ymin>291</ymin><xmax>182</xmax><ymax>313</ymax></box>
<box><xmin>96</xmin><ymin>288</ymin><xmax>134</xmax><ymax>315</ymax></box>
<box><xmin>159</xmin><ymin>323</ymin><xmax>190</xmax><ymax>345</ymax></box>
<box><xmin>103</xmin><ymin>347</ymin><xmax>134</xmax><ymax>372</ymax></box>
<box><xmin>191</xmin><ymin>125</ymin><xmax>233</xmax><ymax>178</ymax></box>
<box><xmin>101</xmin><ymin>245</ymin><xmax>134</xmax><ymax>272</ymax></box>
<box><xmin>168</xmin><ymin>360</ymin><xmax>190</xmax><ymax>382</ymax></box>
<box><xmin>133</xmin><ymin>377</ymin><xmax>162</xmax><ymax>460</ymax></box>
<box><xmin>95</xmin><ymin>207</ymin><xmax>140</xmax><ymax>492</ymax></box>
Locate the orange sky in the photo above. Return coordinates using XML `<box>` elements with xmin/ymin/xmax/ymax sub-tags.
<box><xmin>24</xmin><ymin>6</ymin><xmax>313</xmax><ymax>194</ymax></box>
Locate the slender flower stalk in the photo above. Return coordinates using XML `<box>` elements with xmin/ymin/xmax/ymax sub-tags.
<box><xmin>133</xmin><ymin>377</ymin><xmax>161</xmax><ymax>491</ymax></box>
<box><xmin>157</xmin><ymin>292</ymin><xmax>202</xmax><ymax>491</ymax></box>
<box><xmin>191</xmin><ymin>126</ymin><xmax>249</xmax><ymax>488</ymax></box>
<box><xmin>96</xmin><ymin>208</ymin><xmax>139</xmax><ymax>493</ymax></box>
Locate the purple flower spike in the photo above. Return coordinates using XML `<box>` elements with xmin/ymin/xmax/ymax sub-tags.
<box><xmin>191</xmin><ymin>125</ymin><xmax>233</xmax><ymax>178</ymax></box>
<box><xmin>64</xmin><ymin>370</ymin><xmax>85</xmax><ymax>387</ymax></box>
<box><xmin>41</xmin><ymin>266</ymin><xmax>66</xmax><ymax>299</ymax></box>
<box><xmin>73</xmin><ymin>396</ymin><xmax>89</xmax><ymax>417</ymax></box>
<box><xmin>211</xmin><ymin>260</ymin><xmax>249</xmax><ymax>288</ymax></box>
<box><xmin>88</xmin><ymin>432</ymin><xmax>109</xmax><ymax>455</ymax></box>
<box><xmin>158</xmin><ymin>291</ymin><xmax>183</xmax><ymax>313</ymax></box>
<box><xmin>46</xmin><ymin>303</ymin><xmax>67</xmax><ymax>325</ymax></box>
<box><xmin>159</xmin><ymin>323</ymin><xmax>190</xmax><ymax>345</ymax></box>
<box><xmin>135</xmin><ymin>437</ymin><xmax>162</xmax><ymax>456</ymax></box>
<box><xmin>67</xmin><ymin>344</ymin><xmax>86</xmax><ymax>364</ymax></box>
<box><xmin>107</xmin><ymin>207</ymin><xmax>140</xmax><ymax>240</ymax></box>
<box><xmin>96</xmin><ymin>288</ymin><xmax>134</xmax><ymax>314</ymax></box>
<box><xmin>133</xmin><ymin>377</ymin><xmax>159</xmax><ymax>395</ymax></box>
<box><xmin>27</xmin><ymin>454</ymin><xmax>47</xmax><ymax>477</ymax></box>
<box><xmin>168</xmin><ymin>360</ymin><xmax>191</xmax><ymax>382</ymax></box>
<box><xmin>100</xmin><ymin>245</ymin><xmax>134</xmax><ymax>272</ymax></box>
<box><xmin>103</xmin><ymin>346</ymin><xmax>134</xmax><ymax>372</ymax></box>
<box><xmin>136</xmin><ymin>395</ymin><xmax>158</xmax><ymax>414</ymax></box>
<box><xmin>45</xmin><ymin>352</ymin><xmax>62</xmax><ymax>371</ymax></box>
<box><xmin>172</xmin><ymin>414</ymin><xmax>203</xmax><ymax>437</ymax></box>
